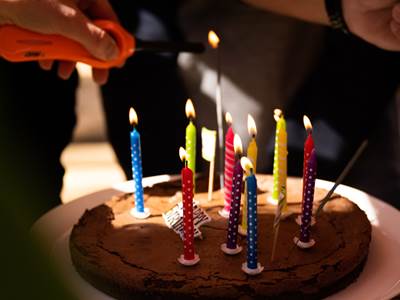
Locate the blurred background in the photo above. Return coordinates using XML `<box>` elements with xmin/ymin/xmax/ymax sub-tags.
<box><xmin>62</xmin><ymin>0</ymin><xmax>400</xmax><ymax>206</ymax></box>
<box><xmin>60</xmin><ymin>63</ymin><xmax>124</xmax><ymax>203</ymax></box>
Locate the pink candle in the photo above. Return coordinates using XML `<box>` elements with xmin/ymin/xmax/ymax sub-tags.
<box><xmin>219</xmin><ymin>112</ymin><xmax>235</xmax><ymax>218</ymax></box>
<box><xmin>178</xmin><ymin>148</ymin><xmax>200</xmax><ymax>266</ymax></box>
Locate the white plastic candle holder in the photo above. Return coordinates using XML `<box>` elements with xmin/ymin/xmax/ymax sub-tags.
<box><xmin>177</xmin><ymin>254</ymin><xmax>200</xmax><ymax>266</ymax></box>
<box><xmin>218</xmin><ymin>209</ymin><xmax>230</xmax><ymax>219</ymax></box>
<box><xmin>238</xmin><ymin>225</ymin><xmax>247</xmax><ymax>236</ymax></box>
<box><xmin>241</xmin><ymin>262</ymin><xmax>264</xmax><ymax>275</ymax></box>
<box><xmin>130</xmin><ymin>207</ymin><xmax>151</xmax><ymax>219</ymax></box>
<box><xmin>220</xmin><ymin>243</ymin><xmax>242</xmax><ymax>255</ymax></box>
<box><xmin>295</xmin><ymin>215</ymin><xmax>316</xmax><ymax>226</ymax></box>
<box><xmin>293</xmin><ymin>236</ymin><xmax>315</xmax><ymax>249</ymax></box>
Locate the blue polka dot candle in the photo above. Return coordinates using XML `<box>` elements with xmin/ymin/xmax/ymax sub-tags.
<box><xmin>221</xmin><ymin>134</ymin><xmax>243</xmax><ymax>255</ymax></box>
<box><xmin>241</xmin><ymin>157</ymin><xmax>264</xmax><ymax>275</ymax></box>
<box><xmin>294</xmin><ymin>148</ymin><xmax>317</xmax><ymax>249</ymax></box>
<box><xmin>129</xmin><ymin>108</ymin><xmax>150</xmax><ymax>219</ymax></box>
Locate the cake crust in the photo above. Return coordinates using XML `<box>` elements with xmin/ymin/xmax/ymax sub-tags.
<box><xmin>70</xmin><ymin>175</ymin><xmax>371</xmax><ymax>299</ymax></box>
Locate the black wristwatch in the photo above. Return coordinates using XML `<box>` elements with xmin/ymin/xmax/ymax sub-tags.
<box><xmin>324</xmin><ymin>0</ymin><xmax>350</xmax><ymax>34</ymax></box>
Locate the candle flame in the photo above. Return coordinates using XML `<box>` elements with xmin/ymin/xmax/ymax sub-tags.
<box><xmin>247</xmin><ymin>114</ymin><xmax>257</xmax><ymax>137</ymax></box>
<box><xmin>129</xmin><ymin>107</ymin><xmax>138</xmax><ymax>126</ymax></box>
<box><xmin>185</xmin><ymin>98</ymin><xmax>196</xmax><ymax>119</ymax></box>
<box><xmin>274</xmin><ymin>108</ymin><xmax>282</xmax><ymax>122</ymax></box>
<box><xmin>234</xmin><ymin>134</ymin><xmax>243</xmax><ymax>155</ymax></box>
<box><xmin>179</xmin><ymin>147</ymin><xmax>187</xmax><ymax>162</ymax></box>
<box><xmin>208</xmin><ymin>30</ymin><xmax>220</xmax><ymax>49</ymax></box>
<box><xmin>303</xmin><ymin>115</ymin><xmax>313</xmax><ymax>132</ymax></box>
<box><xmin>225</xmin><ymin>112</ymin><xmax>232</xmax><ymax>125</ymax></box>
<box><xmin>240</xmin><ymin>156</ymin><xmax>254</xmax><ymax>174</ymax></box>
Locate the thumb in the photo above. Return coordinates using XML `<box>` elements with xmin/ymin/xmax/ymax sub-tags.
<box><xmin>58</xmin><ymin>9</ymin><xmax>119</xmax><ymax>61</ymax></box>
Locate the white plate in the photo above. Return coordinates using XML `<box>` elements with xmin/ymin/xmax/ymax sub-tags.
<box><xmin>31</xmin><ymin>177</ymin><xmax>400</xmax><ymax>300</ymax></box>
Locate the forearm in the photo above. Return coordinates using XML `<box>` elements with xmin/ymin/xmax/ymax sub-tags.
<box><xmin>243</xmin><ymin>0</ymin><xmax>329</xmax><ymax>26</ymax></box>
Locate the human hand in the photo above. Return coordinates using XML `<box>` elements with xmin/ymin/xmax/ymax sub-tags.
<box><xmin>343</xmin><ymin>0</ymin><xmax>400</xmax><ymax>51</ymax></box>
<box><xmin>0</xmin><ymin>0</ymin><xmax>120</xmax><ymax>84</ymax></box>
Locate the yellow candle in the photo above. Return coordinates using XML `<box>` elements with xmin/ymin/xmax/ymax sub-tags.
<box><xmin>272</xmin><ymin>109</ymin><xmax>287</xmax><ymax>210</ymax></box>
<box><xmin>240</xmin><ymin>115</ymin><xmax>257</xmax><ymax>235</ymax></box>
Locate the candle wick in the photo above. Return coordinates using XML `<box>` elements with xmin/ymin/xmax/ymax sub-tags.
<box><xmin>252</xmin><ymin>134</ymin><xmax>256</xmax><ymax>139</ymax></box>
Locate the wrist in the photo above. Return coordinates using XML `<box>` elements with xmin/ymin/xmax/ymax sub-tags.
<box><xmin>324</xmin><ymin>0</ymin><xmax>350</xmax><ymax>34</ymax></box>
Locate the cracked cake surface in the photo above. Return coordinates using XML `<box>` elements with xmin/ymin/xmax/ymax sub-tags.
<box><xmin>70</xmin><ymin>175</ymin><xmax>371</xmax><ymax>299</ymax></box>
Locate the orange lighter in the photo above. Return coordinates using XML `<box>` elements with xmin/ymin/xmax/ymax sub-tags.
<box><xmin>0</xmin><ymin>20</ymin><xmax>204</xmax><ymax>69</ymax></box>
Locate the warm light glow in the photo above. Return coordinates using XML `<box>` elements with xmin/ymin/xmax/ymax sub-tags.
<box><xmin>234</xmin><ymin>134</ymin><xmax>243</xmax><ymax>155</ymax></box>
<box><xmin>274</xmin><ymin>108</ymin><xmax>282</xmax><ymax>122</ymax></box>
<box><xmin>129</xmin><ymin>107</ymin><xmax>138</xmax><ymax>126</ymax></box>
<box><xmin>303</xmin><ymin>115</ymin><xmax>313</xmax><ymax>131</ymax></box>
<box><xmin>208</xmin><ymin>30</ymin><xmax>220</xmax><ymax>49</ymax></box>
<box><xmin>179</xmin><ymin>147</ymin><xmax>187</xmax><ymax>162</ymax></box>
<box><xmin>225</xmin><ymin>112</ymin><xmax>232</xmax><ymax>125</ymax></box>
<box><xmin>185</xmin><ymin>98</ymin><xmax>196</xmax><ymax>119</ymax></box>
<box><xmin>240</xmin><ymin>156</ymin><xmax>254</xmax><ymax>174</ymax></box>
<box><xmin>247</xmin><ymin>114</ymin><xmax>257</xmax><ymax>137</ymax></box>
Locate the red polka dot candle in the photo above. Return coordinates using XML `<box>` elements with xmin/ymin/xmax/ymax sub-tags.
<box><xmin>294</xmin><ymin>149</ymin><xmax>317</xmax><ymax>249</ymax></box>
<box><xmin>296</xmin><ymin>115</ymin><xmax>316</xmax><ymax>227</ymax></box>
<box><xmin>219</xmin><ymin>112</ymin><xmax>235</xmax><ymax>218</ymax></box>
<box><xmin>221</xmin><ymin>134</ymin><xmax>243</xmax><ymax>255</ymax></box>
<box><xmin>302</xmin><ymin>115</ymin><xmax>314</xmax><ymax>195</ymax></box>
<box><xmin>178</xmin><ymin>147</ymin><xmax>200</xmax><ymax>266</ymax></box>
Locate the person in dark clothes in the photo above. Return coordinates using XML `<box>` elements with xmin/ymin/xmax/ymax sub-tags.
<box><xmin>0</xmin><ymin>0</ymin><xmax>187</xmax><ymax>225</ymax></box>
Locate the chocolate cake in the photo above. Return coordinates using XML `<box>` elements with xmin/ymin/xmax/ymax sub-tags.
<box><xmin>70</xmin><ymin>175</ymin><xmax>371</xmax><ymax>299</ymax></box>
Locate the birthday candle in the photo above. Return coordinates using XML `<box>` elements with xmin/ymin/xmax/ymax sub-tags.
<box><xmin>270</xmin><ymin>110</ymin><xmax>288</xmax><ymax>260</ymax></box>
<box><xmin>178</xmin><ymin>147</ymin><xmax>200</xmax><ymax>266</ymax></box>
<box><xmin>241</xmin><ymin>157</ymin><xmax>264</xmax><ymax>275</ymax></box>
<box><xmin>129</xmin><ymin>108</ymin><xmax>150</xmax><ymax>219</ymax></box>
<box><xmin>295</xmin><ymin>115</ymin><xmax>315</xmax><ymax>227</ymax></box>
<box><xmin>208</xmin><ymin>30</ymin><xmax>224</xmax><ymax>190</ymax></box>
<box><xmin>219</xmin><ymin>112</ymin><xmax>235</xmax><ymax>218</ymax></box>
<box><xmin>302</xmin><ymin>115</ymin><xmax>314</xmax><ymax>201</ymax></box>
<box><xmin>271</xmin><ymin>109</ymin><xmax>287</xmax><ymax>206</ymax></box>
<box><xmin>221</xmin><ymin>134</ymin><xmax>243</xmax><ymax>255</ymax></box>
<box><xmin>185</xmin><ymin>99</ymin><xmax>197</xmax><ymax>183</ymax></box>
<box><xmin>294</xmin><ymin>149</ymin><xmax>317</xmax><ymax>249</ymax></box>
<box><xmin>240</xmin><ymin>115</ymin><xmax>257</xmax><ymax>235</ymax></box>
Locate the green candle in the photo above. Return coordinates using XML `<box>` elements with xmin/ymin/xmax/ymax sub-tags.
<box><xmin>185</xmin><ymin>99</ymin><xmax>196</xmax><ymax>184</ymax></box>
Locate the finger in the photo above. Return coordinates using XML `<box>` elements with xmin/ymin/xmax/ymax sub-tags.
<box><xmin>57</xmin><ymin>61</ymin><xmax>76</xmax><ymax>79</ymax></box>
<box><xmin>55</xmin><ymin>5</ymin><xmax>119</xmax><ymax>61</ymax></box>
<box><xmin>38</xmin><ymin>60</ymin><xmax>54</xmax><ymax>71</ymax></box>
<box><xmin>92</xmin><ymin>68</ymin><xmax>109</xmax><ymax>85</ymax></box>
